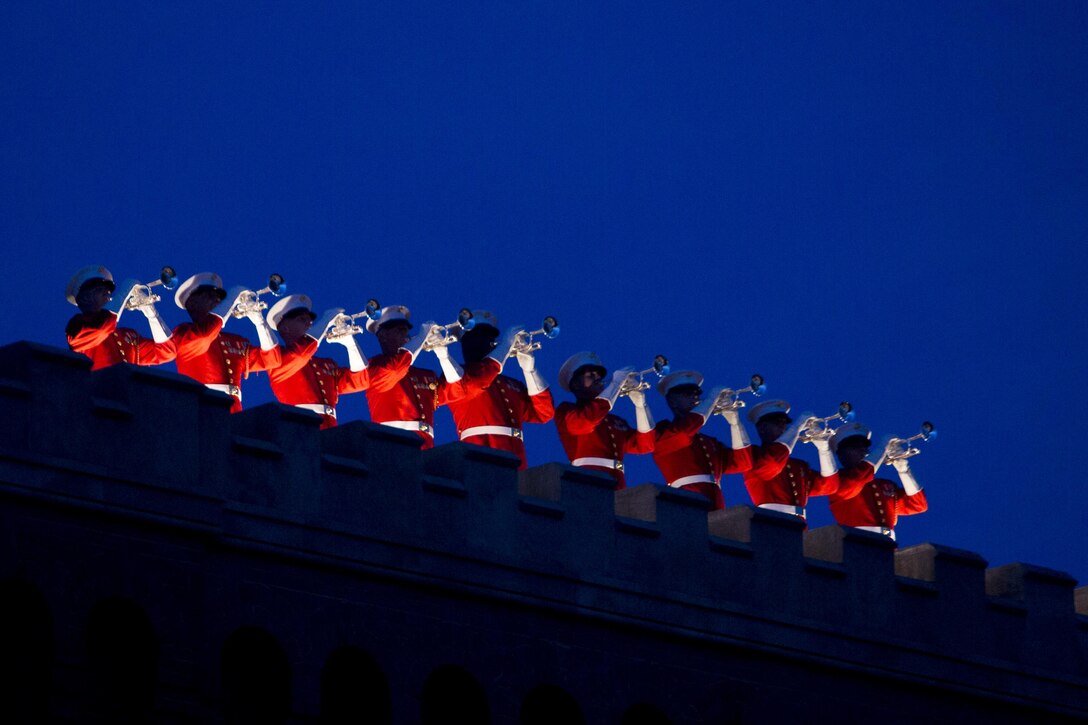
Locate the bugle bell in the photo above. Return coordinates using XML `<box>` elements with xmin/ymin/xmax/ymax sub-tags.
<box><xmin>423</xmin><ymin>308</ymin><xmax>475</xmax><ymax>350</ymax></box>
<box><xmin>124</xmin><ymin>266</ymin><xmax>179</xmax><ymax>310</ymax></box>
<box><xmin>509</xmin><ymin>315</ymin><xmax>560</xmax><ymax>357</ymax></box>
<box><xmin>619</xmin><ymin>355</ymin><xmax>670</xmax><ymax>397</ymax></box>
<box><xmin>230</xmin><ymin>273</ymin><xmax>287</xmax><ymax>319</ymax></box>
<box><xmin>711</xmin><ymin>374</ymin><xmax>767</xmax><ymax>414</ymax></box>
<box><xmin>323</xmin><ymin>298</ymin><xmax>382</xmax><ymax>342</ymax></box>
<box><xmin>884</xmin><ymin>421</ymin><xmax>937</xmax><ymax>462</ymax></box>
<box><xmin>798</xmin><ymin>401</ymin><xmax>855</xmax><ymax>442</ymax></box>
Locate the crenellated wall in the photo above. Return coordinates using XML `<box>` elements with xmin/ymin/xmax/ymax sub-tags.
<box><xmin>0</xmin><ymin>341</ymin><xmax>1086</xmax><ymax>723</ymax></box>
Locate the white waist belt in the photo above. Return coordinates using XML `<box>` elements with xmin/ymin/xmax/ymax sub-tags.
<box><xmin>668</xmin><ymin>474</ymin><xmax>716</xmax><ymax>488</ymax></box>
<box><xmin>206</xmin><ymin>382</ymin><xmax>241</xmax><ymax>400</ymax></box>
<box><xmin>382</xmin><ymin>420</ymin><xmax>433</xmax><ymax>435</ymax></box>
<box><xmin>295</xmin><ymin>403</ymin><xmax>336</xmax><ymax>418</ymax></box>
<box><xmin>856</xmin><ymin>525</ymin><xmax>896</xmax><ymax>540</ymax></box>
<box><xmin>461</xmin><ymin>425</ymin><xmax>522</xmax><ymax>440</ymax></box>
<box><xmin>572</xmin><ymin>457</ymin><xmax>623</xmax><ymax>471</ymax></box>
<box><xmin>759</xmin><ymin>503</ymin><xmax>806</xmax><ymax>518</ymax></box>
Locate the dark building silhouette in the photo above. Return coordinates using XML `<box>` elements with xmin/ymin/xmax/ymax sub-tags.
<box><xmin>0</xmin><ymin>341</ymin><xmax>1085</xmax><ymax>723</ymax></box>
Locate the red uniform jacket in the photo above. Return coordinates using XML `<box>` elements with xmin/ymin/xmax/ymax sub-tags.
<box><xmin>652</xmin><ymin>412</ymin><xmax>754</xmax><ymax>509</ymax></box>
<box><xmin>365</xmin><ymin>350</ymin><xmax>500</xmax><ymax>449</ymax></box>
<box><xmin>267</xmin><ymin>338</ymin><xmax>369</xmax><ymax>429</ymax></box>
<box><xmin>173</xmin><ymin>316</ymin><xmax>282</xmax><ymax>412</ymax></box>
<box><xmin>447</xmin><ymin>364</ymin><xmax>555</xmax><ymax>470</ymax></box>
<box><xmin>66</xmin><ymin>310</ymin><xmax>176</xmax><ymax>370</ymax></box>
<box><xmin>829</xmin><ymin>470</ymin><xmax>929</xmax><ymax>531</ymax></box>
<box><xmin>555</xmin><ymin>398</ymin><xmax>655</xmax><ymax>490</ymax></box>
<box><xmin>742</xmin><ymin>442</ymin><xmax>840</xmax><ymax>517</ymax></box>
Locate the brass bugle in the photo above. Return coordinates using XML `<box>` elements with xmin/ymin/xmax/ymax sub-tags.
<box><xmin>798</xmin><ymin>401</ymin><xmax>854</xmax><ymax>442</ymax></box>
<box><xmin>884</xmin><ymin>421</ymin><xmax>937</xmax><ymax>462</ymax></box>
<box><xmin>423</xmin><ymin>308</ymin><xmax>475</xmax><ymax>350</ymax></box>
<box><xmin>711</xmin><ymin>374</ymin><xmax>766</xmax><ymax>414</ymax></box>
<box><xmin>509</xmin><ymin>315</ymin><xmax>560</xmax><ymax>357</ymax></box>
<box><xmin>619</xmin><ymin>355</ymin><xmax>670</xmax><ymax>397</ymax></box>
<box><xmin>324</xmin><ymin>299</ymin><xmax>381</xmax><ymax>342</ymax></box>
<box><xmin>124</xmin><ymin>266</ymin><xmax>178</xmax><ymax>310</ymax></box>
<box><xmin>230</xmin><ymin>273</ymin><xmax>287</xmax><ymax>318</ymax></box>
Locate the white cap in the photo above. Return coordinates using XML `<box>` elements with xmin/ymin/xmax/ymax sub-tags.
<box><xmin>268</xmin><ymin>294</ymin><xmax>314</xmax><ymax>330</ymax></box>
<box><xmin>558</xmin><ymin>351</ymin><xmax>605</xmax><ymax>392</ymax></box>
<box><xmin>366</xmin><ymin>305</ymin><xmax>412</xmax><ymax>334</ymax></box>
<box><xmin>174</xmin><ymin>272</ymin><xmax>224</xmax><ymax>309</ymax></box>
<box><xmin>747</xmin><ymin>399</ymin><xmax>791</xmax><ymax>424</ymax></box>
<box><xmin>66</xmin><ymin>265</ymin><xmax>114</xmax><ymax>305</ymax></box>
<box><xmin>831</xmin><ymin>422</ymin><xmax>872</xmax><ymax>452</ymax></box>
<box><xmin>657</xmin><ymin>370</ymin><xmax>703</xmax><ymax>396</ymax></box>
<box><xmin>469</xmin><ymin>309</ymin><xmax>498</xmax><ymax>331</ymax></box>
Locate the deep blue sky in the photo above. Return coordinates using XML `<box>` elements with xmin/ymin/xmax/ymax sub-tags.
<box><xmin>2</xmin><ymin>2</ymin><xmax>1085</xmax><ymax>586</ymax></box>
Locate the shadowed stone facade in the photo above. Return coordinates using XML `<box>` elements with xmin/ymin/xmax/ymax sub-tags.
<box><xmin>0</xmin><ymin>341</ymin><xmax>1085</xmax><ymax>723</ymax></box>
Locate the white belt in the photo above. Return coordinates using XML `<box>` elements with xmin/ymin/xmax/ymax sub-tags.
<box><xmin>206</xmin><ymin>382</ymin><xmax>241</xmax><ymax>400</ymax></box>
<box><xmin>461</xmin><ymin>425</ymin><xmax>522</xmax><ymax>440</ymax></box>
<box><xmin>856</xmin><ymin>525</ymin><xmax>896</xmax><ymax>541</ymax></box>
<box><xmin>572</xmin><ymin>457</ymin><xmax>623</xmax><ymax>472</ymax></box>
<box><xmin>668</xmin><ymin>474</ymin><xmax>716</xmax><ymax>488</ymax></box>
<box><xmin>381</xmin><ymin>420</ymin><xmax>433</xmax><ymax>435</ymax></box>
<box><xmin>295</xmin><ymin>403</ymin><xmax>336</xmax><ymax>418</ymax></box>
<box><xmin>759</xmin><ymin>503</ymin><xmax>806</xmax><ymax>518</ymax></box>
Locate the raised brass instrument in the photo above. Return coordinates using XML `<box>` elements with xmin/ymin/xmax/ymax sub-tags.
<box><xmin>423</xmin><ymin>308</ymin><xmax>475</xmax><ymax>350</ymax></box>
<box><xmin>618</xmin><ymin>355</ymin><xmax>670</xmax><ymax>397</ymax></box>
<box><xmin>323</xmin><ymin>298</ymin><xmax>381</xmax><ymax>342</ymax></box>
<box><xmin>798</xmin><ymin>401</ymin><xmax>854</xmax><ymax>443</ymax></box>
<box><xmin>710</xmin><ymin>374</ymin><xmax>767</xmax><ymax>414</ymax></box>
<box><xmin>509</xmin><ymin>316</ymin><xmax>560</xmax><ymax>357</ymax></box>
<box><xmin>230</xmin><ymin>273</ymin><xmax>286</xmax><ymax>319</ymax></box>
<box><xmin>124</xmin><ymin>266</ymin><xmax>178</xmax><ymax>310</ymax></box>
<box><xmin>884</xmin><ymin>421</ymin><xmax>937</xmax><ymax>462</ymax></box>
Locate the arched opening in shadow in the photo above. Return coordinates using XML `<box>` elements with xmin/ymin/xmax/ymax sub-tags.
<box><xmin>621</xmin><ymin>702</ymin><xmax>672</xmax><ymax>725</ymax></box>
<box><xmin>420</xmin><ymin>663</ymin><xmax>490</xmax><ymax>725</ymax></box>
<box><xmin>221</xmin><ymin>625</ymin><xmax>291</xmax><ymax>725</ymax></box>
<box><xmin>85</xmin><ymin>596</ymin><xmax>159</xmax><ymax>724</ymax></box>
<box><xmin>0</xmin><ymin>577</ymin><xmax>55</xmax><ymax>724</ymax></box>
<box><xmin>519</xmin><ymin>683</ymin><xmax>585</xmax><ymax>725</ymax></box>
<box><xmin>320</xmin><ymin>645</ymin><xmax>391</xmax><ymax>724</ymax></box>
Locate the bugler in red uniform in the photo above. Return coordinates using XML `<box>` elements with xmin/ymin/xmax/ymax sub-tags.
<box><xmin>446</xmin><ymin>311</ymin><xmax>555</xmax><ymax>470</ymax></box>
<box><xmin>171</xmin><ymin>273</ymin><xmax>282</xmax><ymax>413</ymax></box>
<box><xmin>741</xmin><ymin>399</ymin><xmax>848</xmax><ymax>522</ymax></box>
<box><xmin>365</xmin><ymin>306</ymin><xmax>500</xmax><ymax>449</ymax></box>
<box><xmin>265</xmin><ymin>295</ymin><xmax>370</xmax><ymax>429</ymax></box>
<box><xmin>555</xmin><ymin>351</ymin><xmax>655</xmax><ymax>490</ymax></box>
<box><xmin>65</xmin><ymin>266</ymin><xmax>176</xmax><ymax>370</ymax></box>
<box><xmin>652</xmin><ymin>370</ymin><xmax>753</xmax><ymax>510</ymax></box>
<box><xmin>829</xmin><ymin>423</ymin><xmax>929</xmax><ymax>541</ymax></box>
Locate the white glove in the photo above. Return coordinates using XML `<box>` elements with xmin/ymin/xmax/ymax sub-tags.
<box><xmin>630</xmin><ymin>390</ymin><xmax>654</xmax><ymax>433</ymax></box>
<box><xmin>727</xmin><ymin>412</ymin><xmax>750</xmax><ymax>450</ymax></box>
<box><xmin>776</xmin><ymin>411</ymin><xmax>815</xmax><ymax>453</ymax></box>
<box><xmin>139</xmin><ymin>303</ymin><xmax>172</xmax><ymax>343</ymax></box>
<box><xmin>691</xmin><ymin>385</ymin><xmax>726</xmax><ymax>422</ymax></box>
<box><xmin>866</xmin><ymin>434</ymin><xmax>893</xmax><ymax>471</ymax></box>
<box><xmin>597</xmin><ymin>367</ymin><xmax>635</xmax><ymax>409</ymax></box>
<box><xmin>212</xmin><ymin>286</ymin><xmax>250</xmax><ymax>321</ymax></box>
<box><xmin>331</xmin><ymin>334</ymin><xmax>368</xmax><ymax>372</ymax></box>
<box><xmin>517</xmin><ymin>351</ymin><xmax>548</xmax><ymax>396</ymax></box>
<box><xmin>104</xmin><ymin>278</ymin><xmax>139</xmax><ymax>318</ymax></box>
<box><xmin>432</xmin><ymin>344</ymin><xmax>463</xmax><ymax>383</ymax></box>
<box><xmin>893</xmin><ymin>458</ymin><xmax>922</xmax><ymax>495</ymax></box>
<box><xmin>488</xmin><ymin>325</ymin><xmax>524</xmax><ymax>367</ymax></box>
<box><xmin>247</xmin><ymin>311</ymin><xmax>277</xmax><ymax>350</ymax></box>
<box><xmin>402</xmin><ymin>322</ymin><xmax>435</xmax><ymax>363</ymax></box>
<box><xmin>811</xmin><ymin>437</ymin><xmax>838</xmax><ymax>477</ymax></box>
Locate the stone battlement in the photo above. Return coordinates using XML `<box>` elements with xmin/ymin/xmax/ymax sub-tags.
<box><xmin>1</xmin><ymin>340</ymin><xmax>1086</xmax><ymax>722</ymax></box>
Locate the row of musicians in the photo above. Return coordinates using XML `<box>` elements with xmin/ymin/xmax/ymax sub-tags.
<box><xmin>64</xmin><ymin>266</ymin><xmax>927</xmax><ymax>540</ymax></box>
